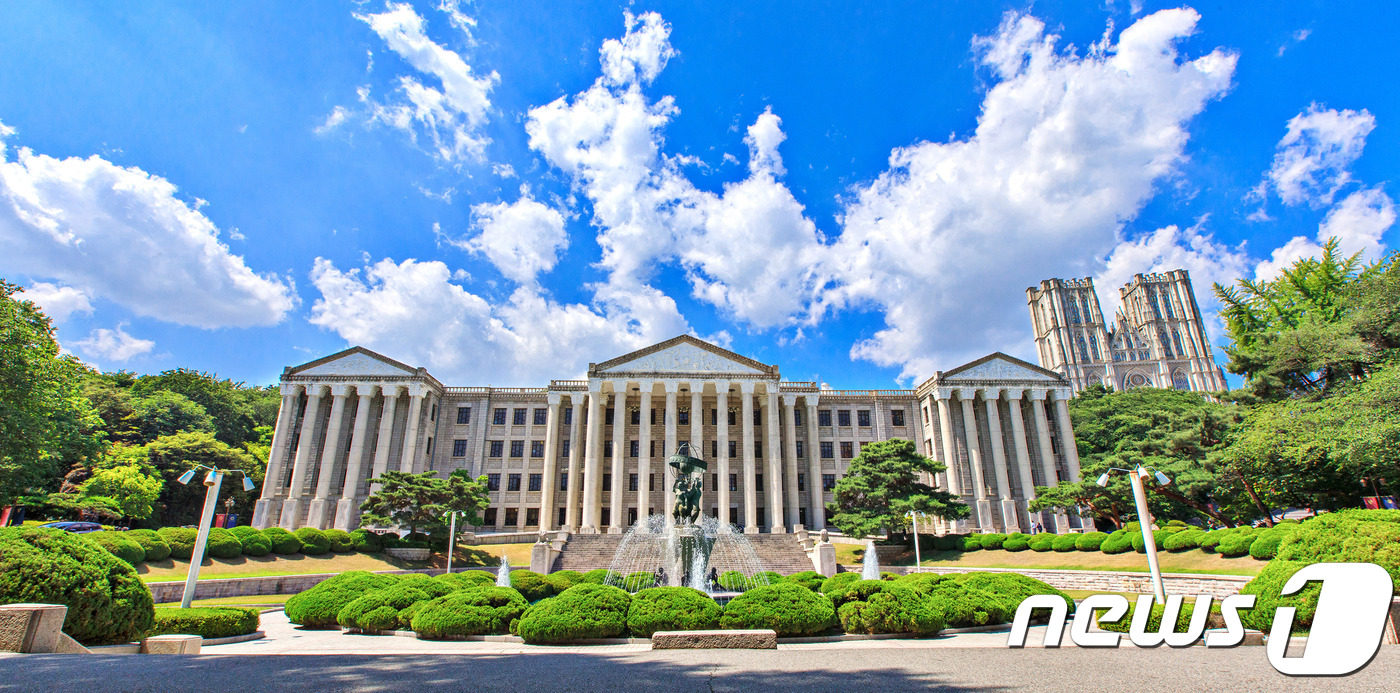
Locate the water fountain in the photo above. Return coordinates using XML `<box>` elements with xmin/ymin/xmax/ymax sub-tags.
<box><xmin>861</xmin><ymin>539</ymin><xmax>880</xmax><ymax>580</ymax></box>
<box><xmin>496</xmin><ymin>555</ymin><xmax>512</xmax><ymax>587</ymax></box>
<box><xmin>604</xmin><ymin>443</ymin><xmax>771</xmax><ymax>595</ymax></box>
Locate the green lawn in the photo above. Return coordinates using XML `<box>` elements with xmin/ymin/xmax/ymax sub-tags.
<box><xmin>138</xmin><ymin>543</ymin><xmax>535</xmax><ymax>582</ymax></box>
<box><xmin>836</xmin><ymin>544</ymin><xmax>1262</xmax><ymax>576</ymax></box>
<box><xmin>155</xmin><ymin>594</ymin><xmax>294</xmax><ymax>607</ymax></box>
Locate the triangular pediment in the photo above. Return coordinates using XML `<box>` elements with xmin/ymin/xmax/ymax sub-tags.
<box><xmin>941</xmin><ymin>352</ymin><xmax>1064</xmax><ymax>383</ymax></box>
<box><xmin>290</xmin><ymin>347</ymin><xmax>417</xmax><ymax>378</ymax></box>
<box><xmin>594</xmin><ymin>335</ymin><xmax>771</xmax><ymax>376</ymax></box>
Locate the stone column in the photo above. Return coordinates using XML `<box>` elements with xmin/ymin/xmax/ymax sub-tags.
<box><xmin>1004</xmin><ymin>389</ymin><xmax>1042</xmax><ymax>530</ymax></box>
<box><xmin>782</xmin><ymin>394</ymin><xmax>801</xmax><ymax>530</ymax></box>
<box><xmin>981</xmin><ymin>389</ymin><xmax>1017</xmax><ymax>534</ymax></box>
<box><xmin>715</xmin><ymin>381</ymin><xmax>730</xmax><ymax>526</ymax></box>
<box><xmin>957</xmin><ymin>389</ymin><xmax>993</xmax><ymax>532</ymax></box>
<box><xmin>368</xmin><ymin>387</ymin><xmax>400</xmax><ymax>491</ymax></box>
<box><xmin>663</xmin><ymin>381</ymin><xmax>679</xmax><ymax>519</ymax></box>
<box><xmin>397</xmin><ymin>387</ymin><xmax>426</xmax><ymax>473</ymax></box>
<box><xmin>638</xmin><ymin>383</ymin><xmax>653</xmax><ymax>521</ymax></box>
<box><xmin>306</xmin><ymin>385</ymin><xmax>351</xmax><ymax>529</ymax></box>
<box><xmin>689</xmin><ymin>382</ymin><xmax>704</xmax><ymax>514</ymax></box>
<box><xmin>252</xmin><ymin>385</ymin><xmax>300</xmax><ymax>528</ymax></box>
<box><xmin>1052</xmin><ymin>390</ymin><xmax>1083</xmax><ymax>482</ymax></box>
<box><xmin>609</xmin><ymin>382</ymin><xmax>628</xmax><ymax>533</ymax></box>
<box><xmin>765</xmin><ymin>388</ymin><xmax>785</xmax><ymax>533</ymax></box>
<box><xmin>740</xmin><ymin>381</ymin><xmax>758</xmax><ymax>533</ymax></box>
<box><xmin>1030</xmin><ymin>390</ymin><xmax>1069</xmax><ymax>533</ymax></box>
<box><xmin>580</xmin><ymin>384</ymin><xmax>603</xmax><ymax>533</ymax></box>
<box><xmin>279</xmin><ymin>386</ymin><xmax>326</xmax><ymax>528</ymax></box>
<box><xmin>564</xmin><ymin>393</ymin><xmax>584</xmax><ymax>532</ymax></box>
<box><xmin>805</xmin><ymin>397</ymin><xmax>823</xmax><ymax>529</ymax></box>
<box><xmin>540</xmin><ymin>393</ymin><xmax>562</xmax><ymax>530</ymax></box>
<box><xmin>934</xmin><ymin>391</ymin><xmax>960</xmax><ymax>495</ymax></box>
<box><xmin>334</xmin><ymin>386</ymin><xmax>378</xmax><ymax>530</ymax></box>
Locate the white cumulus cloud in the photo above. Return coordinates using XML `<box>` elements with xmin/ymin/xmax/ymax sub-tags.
<box><xmin>452</xmin><ymin>191</ymin><xmax>569</xmax><ymax>284</ymax></box>
<box><xmin>18</xmin><ymin>282</ymin><xmax>93</xmax><ymax>323</ymax></box>
<box><xmin>1260</xmin><ymin>104</ymin><xmax>1375</xmax><ymax>208</ymax></box>
<box><xmin>72</xmin><ymin>325</ymin><xmax>154</xmax><ymax>361</ymax></box>
<box><xmin>1256</xmin><ymin>187</ymin><xmax>1396</xmax><ymax>281</ymax></box>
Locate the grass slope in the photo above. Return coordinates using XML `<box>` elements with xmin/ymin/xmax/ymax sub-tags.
<box><xmin>836</xmin><ymin>544</ymin><xmax>1261</xmax><ymax>576</ymax></box>
<box><xmin>138</xmin><ymin>543</ymin><xmax>535</xmax><ymax>582</ymax></box>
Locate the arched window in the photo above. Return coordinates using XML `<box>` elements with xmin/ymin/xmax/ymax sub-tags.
<box><xmin>1173</xmin><ymin>329</ymin><xmax>1186</xmax><ymax>357</ymax></box>
<box><xmin>1077</xmin><ymin>335</ymin><xmax>1090</xmax><ymax>362</ymax></box>
<box><xmin>1172</xmin><ymin>371</ymin><xmax>1190</xmax><ymax>390</ymax></box>
<box><xmin>1158</xmin><ymin>332</ymin><xmax>1173</xmax><ymax>359</ymax></box>
<box><xmin>1089</xmin><ymin>373</ymin><xmax>1103</xmax><ymax>387</ymax></box>
<box><xmin>1088</xmin><ymin>333</ymin><xmax>1101</xmax><ymax>361</ymax></box>
<box><xmin>1067</xmin><ymin>299</ymin><xmax>1081</xmax><ymax>324</ymax></box>
<box><xmin>1148</xmin><ymin>289</ymin><xmax>1162</xmax><ymax>319</ymax></box>
<box><xmin>1125</xmin><ymin>372</ymin><xmax>1150</xmax><ymax>389</ymax></box>
<box><xmin>1081</xmin><ymin>296</ymin><xmax>1094</xmax><ymax>323</ymax></box>
<box><xmin>1162</xmin><ymin>288</ymin><xmax>1176</xmax><ymax>318</ymax></box>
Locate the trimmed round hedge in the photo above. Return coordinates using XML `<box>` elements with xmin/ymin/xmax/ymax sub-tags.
<box><xmin>205</xmin><ymin>527</ymin><xmax>244</xmax><ymax>559</ymax></box>
<box><xmin>1215</xmin><ymin>530</ymin><xmax>1258</xmax><ymax>557</ymax></box>
<box><xmin>1162</xmin><ymin>529</ymin><xmax>1205</xmax><ymax>552</ymax></box>
<box><xmin>516</xmin><ymin>583</ymin><xmax>632</xmax><ymax>644</ymax></box>
<box><xmin>544</xmin><ymin>570</ymin><xmax>584</xmax><ymax>593</ymax></box>
<box><xmin>338</xmin><ymin>584</ymin><xmax>431</xmax><ymax>631</ymax></box>
<box><xmin>819</xmin><ymin>572</ymin><xmax>861</xmax><ymax>596</ymax></box>
<box><xmin>0</xmin><ymin>527</ymin><xmax>155</xmax><ymax>645</ymax></box>
<box><xmin>978</xmin><ymin>533</ymin><xmax>1005</xmax><ymax>550</ymax></box>
<box><xmin>349</xmin><ymin>528</ymin><xmax>384</xmax><ymax>553</ymax></box>
<box><xmin>1196</xmin><ymin>528</ymin><xmax>1234</xmax><ymax>553</ymax></box>
<box><xmin>86</xmin><ymin>531</ymin><xmax>146</xmax><ymax>565</ymax></box>
<box><xmin>625</xmin><ymin>586</ymin><xmax>722</xmax><ymax>636</ymax></box>
<box><xmin>158</xmin><ymin>527</ymin><xmax>198</xmax><ymax>560</ymax></box>
<box><xmin>150</xmin><ymin>606</ymin><xmax>260</xmax><ymax>639</ymax></box>
<box><xmin>838</xmin><ymin>582</ymin><xmax>943</xmax><ymax>636</ymax></box>
<box><xmin>960</xmin><ymin>534</ymin><xmax>983</xmax><ymax>551</ymax></box>
<box><xmin>125</xmin><ymin>529</ymin><xmax>171</xmax><ymax>562</ymax></box>
<box><xmin>580</xmin><ymin>569</ymin><xmax>621</xmax><ymax>585</ymax></box>
<box><xmin>719</xmin><ymin>582</ymin><xmax>836</xmax><ymax>636</ymax></box>
<box><xmin>323</xmin><ymin>528</ymin><xmax>357</xmax><ymax>553</ymax></box>
<box><xmin>1074</xmin><ymin>532</ymin><xmax>1108</xmax><ymax>551</ymax></box>
<box><xmin>437</xmin><ymin>570</ymin><xmax>497</xmax><ymax>590</ymax></box>
<box><xmin>285</xmin><ymin>571</ymin><xmax>401</xmax><ymax>629</ymax></box>
<box><xmin>262</xmin><ymin>527</ymin><xmax>302</xmax><ymax>554</ymax></box>
<box><xmin>1029</xmin><ymin>533</ymin><xmax>1057</xmax><ymax>552</ymax></box>
<box><xmin>784</xmin><ymin>570</ymin><xmax>826</xmax><ymax>592</ymax></box>
<box><xmin>923</xmin><ymin>579</ymin><xmax>1014</xmax><ymax>628</ymax></box>
<box><xmin>825</xmin><ymin>579</ymin><xmax>887</xmax><ymax>608</ymax></box>
<box><xmin>294</xmin><ymin>527</ymin><xmax>331</xmax><ymax>555</ymax></box>
<box><xmin>1051</xmin><ymin>534</ymin><xmax>1079</xmax><ymax>552</ymax></box>
<box><xmin>229</xmin><ymin>526</ymin><xmax>271</xmax><ymax>557</ymax></box>
<box><xmin>1002</xmin><ymin>534</ymin><xmax>1030</xmax><ymax>552</ymax></box>
<box><xmin>510</xmin><ymin>570</ymin><xmax>555</xmax><ymax>601</ymax></box>
<box><xmin>1099</xmin><ymin>530</ymin><xmax>1133</xmax><ymax>554</ymax></box>
<box><xmin>617</xmin><ymin>571</ymin><xmax>657</xmax><ymax>592</ymax></box>
<box><xmin>1239</xmin><ymin>560</ymin><xmax>1319</xmax><ymax>634</ymax></box>
<box><xmin>412</xmin><ymin>586</ymin><xmax>530</xmax><ymax>638</ymax></box>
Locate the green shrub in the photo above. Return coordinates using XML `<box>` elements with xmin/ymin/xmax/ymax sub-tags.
<box><xmin>1075</xmin><ymin>532</ymin><xmax>1108</xmax><ymax>551</ymax></box>
<box><xmin>616</xmin><ymin>571</ymin><xmax>656</xmax><ymax>593</ymax></box>
<box><xmin>1275</xmin><ymin>510</ymin><xmax>1400</xmax><ymax>579</ymax></box>
<box><xmin>1003</xmin><ymin>534</ymin><xmax>1030</xmax><ymax>552</ymax></box>
<box><xmin>758</xmin><ymin>571</ymin><xmax>786</xmax><ymax>585</ymax></box>
<box><xmin>284</xmin><ymin>571</ymin><xmax>400</xmax><ymax>628</ymax></box>
<box><xmin>1051</xmin><ymin>534</ymin><xmax>1079</xmax><ymax>552</ymax></box>
<box><xmin>544</xmin><ymin>570</ymin><xmax>583</xmax><ymax>593</ymax></box>
<box><xmin>411</xmin><ymin>586</ymin><xmax>530</xmax><ymax>638</ymax></box>
<box><xmin>955</xmin><ymin>572</ymin><xmax>1074</xmax><ymax>618</ymax></box>
<box><xmin>378</xmin><ymin>532</ymin><xmax>401</xmax><ymax>549</ymax></box>
<box><xmin>86</xmin><ymin>531</ymin><xmax>146</xmax><ymax>565</ymax></box>
<box><xmin>150</xmin><ymin>606</ymin><xmax>260</xmax><ymax>639</ymax></box>
<box><xmin>1130</xmin><ymin>528</ymin><xmax>1171</xmax><ymax>554</ymax></box>
<box><xmin>626</xmin><ymin>586</ymin><xmax>722</xmax><ymax>636</ymax></box>
<box><xmin>323</xmin><ymin>528</ymin><xmax>356</xmax><ymax>553</ymax></box>
<box><xmin>894</xmin><ymin>572</ymin><xmax>954</xmax><ymax>595</ymax></box>
<box><xmin>437</xmin><ymin>570</ymin><xmax>498</xmax><ymax>591</ymax></box>
<box><xmin>1239</xmin><ymin>560</ymin><xmax>1321</xmax><ymax>634</ymax></box>
<box><xmin>338</xmin><ymin>584</ymin><xmax>431</xmax><ymax>631</ymax></box>
<box><xmin>125</xmin><ymin>529</ymin><xmax>171</xmax><ymax>562</ymax></box>
<box><xmin>1099</xmin><ymin>530</ymin><xmax>1134</xmax><ymax>554</ymax></box>
<box><xmin>229</xmin><ymin>526</ymin><xmax>271</xmax><ymax>557</ymax></box>
<box><xmin>785</xmin><ymin>571</ymin><xmax>826</xmax><ymax>592</ymax></box>
<box><xmin>718</xmin><ymin>570</ymin><xmax>765</xmax><ymax>591</ymax></box>
<box><xmin>397</xmin><ymin>573</ymin><xmax>457</xmax><ymax>599</ymax></box>
<box><xmin>838</xmin><ymin>583</ymin><xmax>943</xmax><ymax>636</ymax></box>
<box><xmin>720</xmin><ymin>582</ymin><xmax>836</xmax><ymax>636</ymax></box>
<box><xmin>294</xmin><ymin>527</ymin><xmax>331</xmax><ymax>555</ymax></box>
<box><xmin>960</xmin><ymin>534</ymin><xmax>982</xmax><ymax>551</ymax></box>
<box><xmin>1162</xmin><ymin>529</ymin><xmax>1204</xmax><ymax>552</ymax></box>
<box><xmin>1029</xmin><ymin>533</ymin><xmax>1057</xmax><ymax>552</ymax></box>
<box><xmin>932</xmin><ymin>535</ymin><xmax>962</xmax><ymax>551</ymax></box>
<box><xmin>819</xmin><ymin>572</ymin><xmax>861</xmax><ymax>596</ymax></box>
<box><xmin>1247</xmin><ymin>527</ymin><xmax>1292</xmax><ymax>560</ymax></box>
<box><xmin>510</xmin><ymin>570</ymin><xmax>555</xmax><ymax>601</ymax></box>
<box><xmin>923</xmin><ymin>580</ymin><xmax>1012</xmax><ymax>628</ymax></box>
<box><xmin>580</xmin><ymin>569</ymin><xmax>621</xmax><ymax>584</ymax></box>
<box><xmin>262</xmin><ymin>527</ymin><xmax>302</xmax><ymax>554</ymax></box>
<box><xmin>205</xmin><ymin>527</ymin><xmax>244</xmax><ymax>559</ymax></box>
<box><xmin>1197</xmin><ymin>528</ymin><xmax>1234</xmax><ymax>553</ymax></box>
<box><xmin>158</xmin><ymin>527</ymin><xmax>198</xmax><ymax>560</ymax></box>
<box><xmin>1097</xmin><ymin>598</ymin><xmax>1222</xmax><ymax>634</ymax></box>
<box><xmin>1215</xmin><ymin>531</ymin><xmax>1258</xmax><ymax>558</ymax></box>
<box><xmin>825</xmin><ymin>579</ymin><xmax>888</xmax><ymax>608</ymax></box>
<box><xmin>517</xmin><ymin>584</ymin><xmax>632</xmax><ymax>644</ymax></box>
<box><xmin>978</xmin><ymin>533</ymin><xmax>1005</xmax><ymax>550</ymax></box>
<box><xmin>1166</xmin><ymin>519</ymin><xmax>1189</xmax><ymax>527</ymax></box>
<box><xmin>0</xmin><ymin>527</ymin><xmax>155</xmax><ymax>645</ymax></box>
<box><xmin>349</xmin><ymin>528</ymin><xmax>384</xmax><ymax>553</ymax></box>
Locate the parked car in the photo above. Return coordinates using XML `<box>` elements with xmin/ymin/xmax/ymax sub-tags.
<box><xmin>39</xmin><ymin>521</ymin><xmax>103</xmax><ymax>534</ymax></box>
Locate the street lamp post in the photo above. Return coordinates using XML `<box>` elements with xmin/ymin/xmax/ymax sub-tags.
<box><xmin>906</xmin><ymin>510</ymin><xmax>924</xmax><ymax>573</ymax></box>
<box><xmin>1096</xmin><ymin>466</ymin><xmax>1171</xmax><ymax>603</ymax></box>
<box><xmin>177</xmin><ymin>465</ymin><xmax>255</xmax><ymax>609</ymax></box>
<box><xmin>443</xmin><ymin>510</ymin><xmax>466</xmax><ymax>575</ymax></box>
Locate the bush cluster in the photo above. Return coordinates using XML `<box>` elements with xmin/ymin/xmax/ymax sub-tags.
<box><xmin>230</xmin><ymin>526</ymin><xmax>272</xmax><ymax>556</ymax></box>
<box><xmin>1074</xmin><ymin>532</ymin><xmax>1108</xmax><ymax>551</ymax></box>
<box><xmin>324</xmin><ymin>529</ymin><xmax>357</xmax><ymax>553</ymax></box>
<box><xmin>338</xmin><ymin>584</ymin><xmax>433</xmax><ymax>632</ymax></box>
<box><xmin>263</xmin><ymin>527</ymin><xmax>302</xmax><ymax>554</ymax></box>
<box><xmin>294</xmin><ymin>527</ymin><xmax>331</xmax><ymax>555</ymax></box>
<box><xmin>149</xmin><ymin>607</ymin><xmax>260</xmax><ymax>639</ymax></box>
<box><xmin>626</xmin><ymin>586</ymin><xmax>722</xmax><ymax>637</ymax></box>
<box><xmin>413</xmin><ymin>587</ymin><xmax>531</xmax><ymax>638</ymax></box>
<box><xmin>284</xmin><ymin>571</ymin><xmax>400</xmax><ymax>629</ymax></box>
<box><xmin>158</xmin><ymin>527</ymin><xmax>199</xmax><ymax>560</ymax></box>
<box><xmin>86</xmin><ymin>531</ymin><xmax>146</xmax><ymax>565</ymax></box>
<box><xmin>784</xmin><ymin>571</ymin><xmax>826</xmax><ymax>592</ymax></box>
<box><xmin>125</xmin><ymin>529</ymin><xmax>171</xmax><ymax>562</ymax></box>
<box><xmin>837</xmin><ymin>582</ymin><xmax>942</xmax><ymax>636</ymax></box>
<box><xmin>1099</xmin><ymin>530</ymin><xmax>1134</xmax><ymax>554</ymax></box>
<box><xmin>720</xmin><ymin>582</ymin><xmax>836</xmax><ymax>636</ymax></box>
<box><xmin>510</xmin><ymin>570</ymin><xmax>555</xmax><ymax>601</ymax></box>
<box><xmin>205</xmin><ymin>527</ymin><xmax>244</xmax><ymax>559</ymax></box>
<box><xmin>349</xmin><ymin>529</ymin><xmax>384</xmax><ymax>553</ymax></box>
<box><xmin>1029</xmin><ymin>534</ymin><xmax>1057</xmax><ymax>552</ymax></box>
<box><xmin>977</xmin><ymin>533</ymin><xmax>1005</xmax><ymax>550</ymax></box>
<box><xmin>1002</xmin><ymin>533</ymin><xmax>1030</xmax><ymax>552</ymax></box>
<box><xmin>516</xmin><ymin>584</ymin><xmax>632</xmax><ymax>644</ymax></box>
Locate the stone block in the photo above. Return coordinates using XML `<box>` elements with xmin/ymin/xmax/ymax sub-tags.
<box><xmin>530</xmin><ymin>542</ymin><xmax>554</xmax><ymax>574</ymax></box>
<box><xmin>651</xmin><ymin>629</ymin><xmax>777</xmax><ymax>649</ymax></box>
<box><xmin>141</xmin><ymin>634</ymin><xmax>202</xmax><ymax>654</ymax></box>
<box><xmin>0</xmin><ymin>603</ymin><xmax>68</xmax><ymax>653</ymax></box>
<box><xmin>384</xmin><ymin>547</ymin><xmax>431</xmax><ymax>561</ymax></box>
<box><xmin>814</xmin><ymin>542</ymin><xmax>836</xmax><ymax>577</ymax></box>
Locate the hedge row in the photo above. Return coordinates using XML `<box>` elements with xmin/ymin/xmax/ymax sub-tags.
<box><xmin>924</xmin><ymin>522</ymin><xmax>1292</xmax><ymax>561</ymax></box>
<box><xmin>149</xmin><ymin>607</ymin><xmax>261</xmax><ymax>639</ymax></box>
<box><xmin>74</xmin><ymin>525</ymin><xmax>413</xmax><ymax>566</ymax></box>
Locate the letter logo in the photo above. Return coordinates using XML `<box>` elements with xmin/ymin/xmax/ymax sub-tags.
<box><xmin>1266</xmin><ymin>562</ymin><xmax>1394</xmax><ymax>676</ymax></box>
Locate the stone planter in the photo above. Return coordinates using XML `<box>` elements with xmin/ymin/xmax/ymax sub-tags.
<box><xmin>385</xmin><ymin>547</ymin><xmax>431</xmax><ymax>561</ymax></box>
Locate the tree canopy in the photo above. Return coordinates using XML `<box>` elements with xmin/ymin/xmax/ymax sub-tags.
<box><xmin>826</xmin><ymin>439</ymin><xmax>967</xmax><ymax>537</ymax></box>
<box><xmin>359</xmin><ymin>470</ymin><xmax>491</xmax><ymax>536</ymax></box>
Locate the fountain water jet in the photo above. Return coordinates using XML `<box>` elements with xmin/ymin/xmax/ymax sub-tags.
<box><xmin>496</xmin><ymin>555</ymin><xmax>512</xmax><ymax>587</ymax></box>
<box><xmin>861</xmin><ymin>539</ymin><xmax>880</xmax><ymax>580</ymax></box>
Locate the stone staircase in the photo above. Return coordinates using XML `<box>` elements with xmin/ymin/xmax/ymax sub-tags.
<box><xmin>550</xmin><ymin>532</ymin><xmax>814</xmax><ymax>574</ymax></box>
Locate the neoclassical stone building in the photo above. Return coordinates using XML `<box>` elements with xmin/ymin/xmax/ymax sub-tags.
<box><xmin>1027</xmin><ymin>270</ymin><xmax>1227</xmax><ymax>393</ymax></box>
<box><xmin>251</xmin><ymin>336</ymin><xmax>1085</xmax><ymax>535</ymax></box>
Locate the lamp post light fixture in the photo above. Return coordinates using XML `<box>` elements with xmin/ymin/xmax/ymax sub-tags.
<box><xmin>1097</xmin><ymin>466</ymin><xmax>1171</xmax><ymax>602</ymax></box>
<box><xmin>443</xmin><ymin>510</ymin><xmax>469</xmax><ymax>575</ymax></box>
<box><xmin>905</xmin><ymin>510</ymin><xmax>927</xmax><ymax>573</ymax></box>
<box><xmin>176</xmin><ymin>464</ymin><xmax>256</xmax><ymax>608</ymax></box>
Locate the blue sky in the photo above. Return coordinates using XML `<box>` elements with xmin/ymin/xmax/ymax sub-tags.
<box><xmin>1</xmin><ymin>1</ymin><xmax>1395</xmax><ymax>388</ymax></box>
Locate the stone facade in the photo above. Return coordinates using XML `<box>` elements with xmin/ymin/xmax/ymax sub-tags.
<box><xmin>253</xmin><ymin>335</ymin><xmax>1085</xmax><ymax>536</ymax></box>
<box><xmin>1026</xmin><ymin>269</ymin><xmax>1227</xmax><ymax>394</ymax></box>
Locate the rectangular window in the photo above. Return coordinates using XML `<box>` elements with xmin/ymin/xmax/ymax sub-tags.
<box><xmin>629</xmin><ymin>473</ymin><xmax>638</xmax><ymax>491</ymax></box>
<box><xmin>605</xmin><ymin>408</ymin><xmax>614</xmax><ymax>425</ymax></box>
<box><xmin>628</xmin><ymin>508</ymin><xmax>638</xmax><ymax>526</ymax></box>
<box><xmin>711</xmin><ymin>473</ymin><xmax>718</xmax><ymax>491</ymax></box>
<box><xmin>649</xmin><ymin>473</ymin><xmax>656</xmax><ymax>491</ymax></box>
<box><xmin>558</xmin><ymin>507</ymin><xmax>567</xmax><ymax>527</ymax></box>
<box><xmin>711</xmin><ymin>409</ymin><xmax>719</xmax><ymax>425</ymax></box>
<box><xmin>561</xmin><ymin>440</ymin><xmax>570</xmax><ymax>458</ymax></box>
<box><xmin>794</xmin><ymin>409</ymin><xmax>802</xmax><ymax>426</ymax></box>
<box><xmin>484</xmin><ymin>508</ymin><xmax>497</xmax><ymax>526</ymax></box>
<box><xmin>559</xmin><ymin>472</ymin><xmax>568</xmax><ymax>491</ymax></box>
<box><xmin>425</xmin><ymin>437</ymin><xmax>434</xmax><ymax>458</ymax></box>
<box><xmin>840</xmin><ymin>441</ymin><xmax>854</xmax><ymax>458</ymax></box>
<box><xmin>799</xmin><ymin>507</ymin><xmax>807</xmax><ymax>527</ymax></box>
<box><xmin>754</xmin><ymin>441</ymin><xmax>762</xmax><ymax>458</ymax></box>
<box><xmin>823</xmin><ymin>473</ymin><xmax>836</xmax><ymax>490</ymax></box>
<box><xmin>796</xmin><ymin>441</ymin><xmax>805</xmax><ymax>459</ymax></box>
<box><xmin>756</xmin><ymin>474</ymin><xmax>763</xmax><ymax>491</ymax></box>
<box><xmin>507</xmin><ymin>473</ymin><xmax>521</xmax><ymax>491</ymax></box>
<box><xmin>528</xmin><ymin>473</ymin><xmax>542</xmax><ymax>492</ymax></box>
<box><xmin>452</xmin><ymin>439</ymin><xmax>468</xmax><ymax>457</ymax></box>
<box><xmin>510</xmin><ymin>440</ymin><xmax>524</xmax><ymax>458</ymax></box>
<box><xmin>505</xmin><ymin>508</ymin><xmax>519</xmax><ymax>526</ymax></box>
<box><xmin>430</xmin><ymin>404</ymin><xmax>437</xmax><ymax>421</ymax></box>
<box><xmin>513</xmin><ymin>408</ymin><xmax>527</xmax><ymax>426</ymax></box>
<box><xmin>602</xmin><ymin>473</ymin><xmax>612</xmax><ymax>491</ymax></box>
<box><xmin>891</xmin><ymin>410</ymin><xmax>905</xmax><ymax>427</ymax></box>
<box><xmin>797</xmin><ymin>473</ymin><xmax>806</xmax><ymax>492</ymax></box>
<box><xmin>601</xmin><ymin>508</ymin><xmax>610</xmax><ymax>527</ymax></box>
<box><xmin>857</xmin><ymin>410</ymin><xmax>871</xmax><ymax>427</ymax></box>
<box><xmin>604</xmin><ymin>440</ymin><xmax>613</xmax><ymax>458</ymax></box>
<box><xmin>729</xmin><ymin>507</ymin><xmax>739</xmax><ymax>525</ymax></box>
<box><xmin>564</xmin><ymin>408</ymin><xmax>573</xmax><ymax>425</ymax></box>
<box><xmin>456</xmin><ymin>406</ymin><xmax>471</xmax><ymax>424</ymax></box>
<box><xmin>487</xmin><ymin>473</ymin><xmax>501</xmax><ymax>491</ymax></box>
<box><xmin>711</xmin><ymin>440</ymin><xmax>718</xmax><ymax>458</ymax></box>
<box><xmin>629</xmin><ymin>440</ymin><xmax>639</xmax><ymax>458</ymax></box>
<box><xmin>531</xmin><ymin>441</ymin><xmax>544</xmax><ymax>458</ymax></box>
<box><xmin>631</xmin><ymin>409</ymin><xmax>641</xmax><ymax>425</ymax></box>
<box><xmin>526</xmin><ymin>508</ymin><xmax>539</xmax><ymax>527</ymax></box>
<box><xmin>728</xmin><ymin>440</ymin><xmax>737</xmax><ymax>458</ymax></box>
<box><xmin>650</xmin><ymin>440</ymin><xmax>656</xmax><ymax>457</ymax></box>
<box><xmin>493</xmin><ymin>408</ymin><xmax>507</xmax><ymax>425</ymax></box>
<box><xmin>837</xmin><ymin>410</ymin><xmax>851</xmax><ymax>427</ymax></box>
<box><xmin>728</xmin><ymin>409</ymin><xmax>737</xmax><ymax>426</ymax></box>
<box><xmin>489</xmin><ymin>440</ymin><xmax>504</xmax><ymax>458</ymax></box>
<box><xmin>754</xmin><ymin>409</ymin><xmax>762</xmax><ymax>427</ymax></box>
<box><xmin>820</xmin><ymin>442</ymin><xmax>834</xmax><ymax>459</ymax></box>
<box><xmin>533</xmin><ymin>408</ymin><xmax>547</xmax><ymax>426</ymax></box>
<box><xmin>818</xmin><ymin>409</ymin><xmax>832</xmax><ymax>427</ymax></box>
<box><xmin>679</xmin><ymin>409</ymin><xmax>690</xmax><ymax>425</ymax></box>
<box><xmin>923</xmin><ymin>407</ymin><xmax>930</xmax><ymax>423</ymax></box>
<box><xmin>729</xmin><ymin>474</ymin><xmax>737</xmax><ymax>491</ymax></box>
<box><xmin>650</xmin><ymin>408</ymin><xmax>657</xmax><ymax>425</ymax></box>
